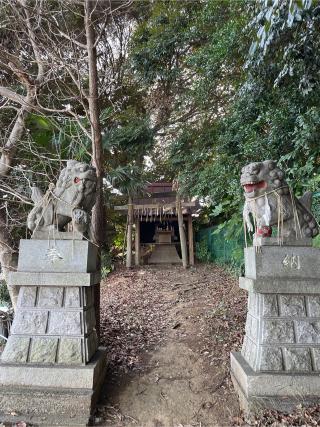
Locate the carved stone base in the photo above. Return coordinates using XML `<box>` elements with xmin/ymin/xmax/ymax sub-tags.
<box><xmin>0</xmin><ymin>348</ymin><xmax>107</xmax><ymax>426</ymax></box>
<box><xmin>231</xmin><ymin>352</ymin><xmax>320</xmax><ymax>416</ymax></box>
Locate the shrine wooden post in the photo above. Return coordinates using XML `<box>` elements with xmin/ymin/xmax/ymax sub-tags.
<box><xmin>187</xmin><ymin>214</ymin><xmax>194</xmax><ymax>266</ymax></box>
<box><xmin>126</xmin><ymin>196</ymin><xmax>133</xmax><ymax>268</ymax></box>
<box><xmin>135</xmin><ymin>217</ymin><xmax>141</xmax><ymax>266</ymax></box>
<box><xmin>176</xmin><ymin>192</ymin><xmax>188</xmax><ymax>268</ymax></box>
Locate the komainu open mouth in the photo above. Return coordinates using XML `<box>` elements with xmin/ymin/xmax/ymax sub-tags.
<box><xmin>243</xmin><ymin>181</ymin><xmax>267</xmax><ymax>193</ymax></box>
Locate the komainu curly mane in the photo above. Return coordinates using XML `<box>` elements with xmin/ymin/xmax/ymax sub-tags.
<box><xmin>27</xmin><ymin>160</ymin><xmax>97</xmax><ymax>237</ymax></box>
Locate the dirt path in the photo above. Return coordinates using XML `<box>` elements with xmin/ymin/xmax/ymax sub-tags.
<box><xmin>96</xmin><ymin>264</ymin><xmax>247</xmax><ymax>427</ymax></box>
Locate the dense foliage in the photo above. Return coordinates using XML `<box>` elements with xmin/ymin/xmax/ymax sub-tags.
<box><xmin>131</xmin><ymin>0</ymin><xmax>320</xmax><ymax>234</ymax></box>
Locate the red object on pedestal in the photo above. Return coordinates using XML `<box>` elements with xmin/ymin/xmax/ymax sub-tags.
<box><xmin>257</xmin><ymin>226</ymin><xmax>272</xmax><ymax>237</ymax></box>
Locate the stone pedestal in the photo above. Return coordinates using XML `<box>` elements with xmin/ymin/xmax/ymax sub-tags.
<box><xmin>0</xmin><ymin>239</ymin><xmax>107</xmax><ymax>426</ymax></box>
<box><xmin>231</xmin><ymin>245</ymin><xmax>320</xmax><ymax>416</ymax></box>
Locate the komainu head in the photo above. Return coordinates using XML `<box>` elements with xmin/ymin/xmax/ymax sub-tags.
<box><xmin>241</xmin><ymin>160</ymin><xmax>318</xmax><ymax>241</ymax></box>
<box><xmin>27</xmin><ymin>160</ymin><xmax>97</xmax><ymax>238</ymax></box>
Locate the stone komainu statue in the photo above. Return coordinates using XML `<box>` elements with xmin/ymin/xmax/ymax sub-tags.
<box><xmin>241</xmin><ymin>160</ymin><xmax>319</xmax><ymax>240</ymax></box>
<box><xmin>27</xmin><ymin>160</ymin><xmax>97</xmax><ymax>237</ymax></box>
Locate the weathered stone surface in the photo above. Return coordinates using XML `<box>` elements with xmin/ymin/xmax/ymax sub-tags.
<box><xmin>296</xmin><ymin>320</ymin><xmax>320</xmax><ymax>343</ymax></box>
<box><xmin>279</xmin><ymin>295</ymin><xmax>305</xmax><ymax>317</ymax></box>
<box><xmin>284</xmin><ymin>348</ymin><xmax>312</xmax><ymax>371</ymax></box>
<box><xmin>18</xmin><ymin>287</ymin><xmax>37</xmax><ymax>307</ymax></box>
<box><xmin>11</xmin><ymin>311</ymin><xmax>48</xmax><ymax>335</ymax></box>
<box><xmin>262</xmin><ymin>295</ymin><xmax>278</xmax><ymax>316</ymax></box>
<box><xmin>84</xmin><ymin>308</ymin><xmax>96</xmax><ymax>334</ymax></box>
<box><xmin>0</xmin><ymin>348</ymin><xmax>106</xmax><ymax>388</ymax></box>
<box><xmin>84</xmin><ymin>286</ymin><xmax>94</xmax><ymax>307</ymax></box>
<box><xmin>48</xmin><ymin>311</ymin><xmax>82</xmax><ymax>335</ymax></box>
<box><xmin>245</xmin><ymin>314</ymin><xmax>258</xmax><ymax>341</ymax></box>
<box><xmin>240</xmin><ymin>276</ymin><xmax>320</xmax><ymax>294</ymax></box>
<box><xmin>0</xmin><ymin>348</ymin><xmax>107</xmax><ymax>426</ymax></box>
<box><xmin>27</xmin><ymin>161</ymin><xmax>97</xmax><ymax>239</ymax></box>
<box><xmin>29</xmin><ymin>338</ymin><xmax>58</xmax><ymax>364</ymax></box>
<box><xmin>307</xmin><ymin>296</ymin><xmax>320</xmax><ymax>317</ymax></box>
<box><xmin>38</xmin><ymin>286</ymin><xmax>63</xmax><ymax>308</ymax></box>
<box><xmin>85</xmin><ymin>332</ymin><xmax>98</xmax><ymax>362</ymax></box>
<box><xmin>231</xmin><ymin>351</ymin><xmax>320</xmax><ymax>416</ymax></box>
<box><xmin>9</xmin><ymin>271</ymin><xmax>101</xmax><ymax>287</ymax></box>
<box><xmin>262</xmin><ymin>320</ymin><xmax>295</xmax><ymax>343</ymax></box>
<box><xmin>248</xmin><ymin>292</ymin><xmax>258</xmax><ymax>315</ymax></box>
<box><xmin>65</xmin><ymin>287</ymin><xmax>81</xmax><ymax>308</ymax></box>
<box><xmin>312</xmin><ymin>348</ymin><xmax>320</xmax><ymax>370</ymax></box>
<box><xmin>18</xmin><ymin>239</ymin><xmax>98</xmax><ymax>273</ymax></box>
<box><xmin>1</xmin><ymin>337</ymin><xmax>30</xmax><ymax>363</ymax></box>
<box><xmin>260</xmin><ymin>348</ymin><xmax>283</xmax><ymax>371</ymax></box>
<box><xmin>245</xmin><ymin>246</ymin><xmax>320</xmax><ymax>280</ymax></box>
<box><xmin>58</xmin><ymin>338</ymin><xmax>83</xmax><ymax>365</ymax></box>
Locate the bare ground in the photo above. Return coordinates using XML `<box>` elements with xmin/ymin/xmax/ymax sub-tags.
<box><xmin>96</xmin><ymin>264</ymin><xmax>247</xmax><ymax>427</ymax></box>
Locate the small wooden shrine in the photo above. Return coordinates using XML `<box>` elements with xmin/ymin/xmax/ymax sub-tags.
<box><xmin>115</xmin><ymin>182</ymin><xmax>199</xmax><ymax>267</ymax></box>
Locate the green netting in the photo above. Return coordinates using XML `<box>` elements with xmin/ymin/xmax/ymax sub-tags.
<box><xmin>196</xmin><ymin>192</ymin><xmax>320</xmax><ymax>264</ymax></box>
<box><xmin>196</xmin><ymin>226</ymin><xmax>245</xmax><ymax>264</ymax></box>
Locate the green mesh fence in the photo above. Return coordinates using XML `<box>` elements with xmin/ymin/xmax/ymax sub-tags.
<box><xmin>196</xmin><ymin>193</ymin><xmax>320</xmax><ymax>265</ymax></box>
<box><xmin>195</xmin><ymin>226</ymin><xmax>245</xmax><ymax>265</ymax></box>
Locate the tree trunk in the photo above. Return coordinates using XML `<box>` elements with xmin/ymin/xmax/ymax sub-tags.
<box><xmin>85</xmin><ymin>0</ymin><xmax>106</xmax><ymax>339</ymax></box>
<box><xmin>126</xmin><ymin>196</ymin><xmax>133</xmax><ymax>268</ymax></box>
<box><xmin>187</xmin><ymin>214</ymin><xmax>194</xmax><ymax>266</ymax></box>
<box><xmin>0</xmin><ymin>92</ymin><xmax>36</xmax><ymax>309</ymax></box>
<box><xmin>176</xmin><ymin>192</ymin><xmax>188</xmax><ymax>268</ymax></box>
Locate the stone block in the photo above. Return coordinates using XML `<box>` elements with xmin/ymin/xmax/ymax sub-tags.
<box><xmin>231</xmin><ymin>351</ymin><xmax>320</xmax><ymax>416</ymax></box>
<box><xmin>245</xmin><ymin>314</ymin><xmax>258</xmax><ymax>341</ymax></box>
<box><xmin>260</xmin><ymin>347</ymin><xmax>283</xmax><ymax>371</ymax></box>
<box><xmin>247</xmin><ymin>292</ymin><xmax>258</xmax><ymax>315</ymax></box>
<box><xmin>18</xmin><ymin>287</ymin><xmax>37</xmax><ymax>308</ymax></box>
<box><xmin>0</xmin><ymin>348</ymin><xmax>107</xmax><ymax>388</ymax></box>
<box><xmin>84</xmin><ymin>307</ymin><xmax>96</xmax><ymax>334</ymax></box>
<box><xmin>262</xmin><ymin>295</ymin><xmax>278</xmax><ymax>316</ymax></box>
<box><xmin>83</xmin><ymin>286</ymin><xmax>94</xmax><ymax>307</ymax></box>
<box><xmin>284</xmin><ymin>348</ymin><xmax>312</xmax><ymax>371</ymax></box>
<box><xmin>307</xmin><ymin>296</ymin><xmax>320</xmax><ymax>317</ymax></box>
<box><xmin>29</xmin><ymin>337</ymin><xmax>58</xmax><ymax>364</ymax></box>
<box><xmin>296</xmin><ymin>320</ymin><xmax>320</xmax><ymax>343</ymax></box>
<box><xmin>17</xmin><ymin>239</ymin><xmax>98</xmax><ymax>273</ymax></box>
<box><xmin>65</xmin><ymin>287</ymin><xmax>81</xmax><ymax>308</ymax></box>
<box><xmin>240</xmin><ymin>276</ymin><xmax>320</xmax><ymax>294</ymax></box>
<box><xmin>245</xmin><ymin>246</ymin><xmax>320</xmax><ymax>280</ymax></box>
<box><xmin>58</xmin><ymin>338</ymin><xmax>83</xmax><ymax>365</ymax></box>
<box><xmin>253</xmin><ymin>236</ymin><xmax>312</xmax><ymax>247</ymax></box>
<box><xmin>85</xmin><ymin>332</ymin><xmax>98</xmax><ymax>362</ymax></box>
<box><xmin>312</xmin><ymin>348</ymin><xmax>320</xmax><ymax>370</ymax></box>
<box><xmin>9</xmin><ymin>271</ymin><xmax>101</xmax><ymax>287</ymax></box>
<box><xmin>0</xmin><ymin>348</ymin><xmax>107</xmax><ymax>426</ymax></box>
<box><xmin>48</xmin><ymin>311</ymin><xmax>82</xmax><ymax>335</ymax></box>
<box><xmin>262</xmin><ymin>320</ymin><xmax>294</xmax><ymax>344</ymax></box>
<box><xmin>11</xmin><ymin>310</ymin><xmax>48</xmax><ymax>335</ymax></box>
<box><xmin>38</xmin><ymin>286</ymin><xmax>63</xmax><ymax>308</ymax></box>
<box><xmin>279</xmin><ymin>295</ymin><xmax>306</xmax><ymax>317</ymax></box>
<box><xmin>1</xmin><ymin>337</ymin><xmax>30</xmax><ymax>363</ymax></box>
